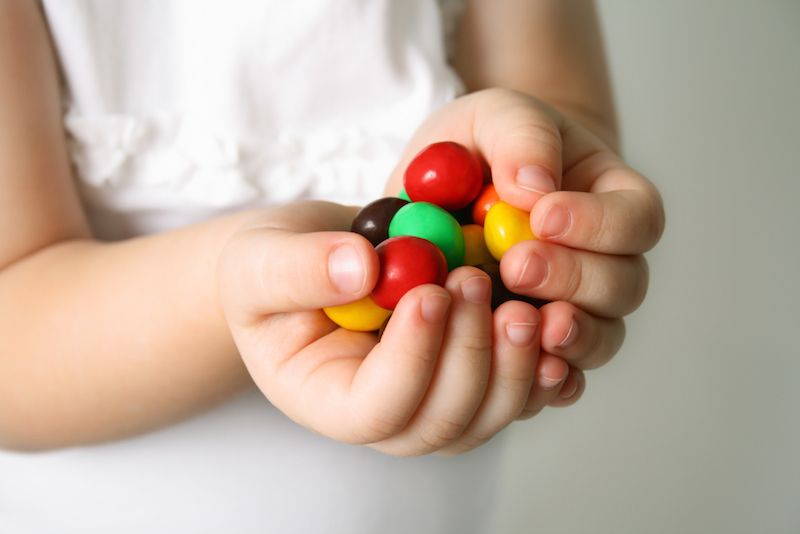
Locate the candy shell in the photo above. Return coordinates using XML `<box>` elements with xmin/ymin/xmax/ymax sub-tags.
<box><xmin>471</xmin><ymin>183</ymin><xmax>500</xmax><ymax>226</ymax></box>
<box><xmin>388</xmin><ymin>202</ymin><xmax>465</xmax><ymax>270</ymax></box>
<box><xmin>403</xmin><ymin>141</ymin><xmax>483</xmax><ymax>211</ymax></box>
<box><xmin>483</xmin><ymin>201</ymin><xmax>535</xmax><ymax>260</ymax></box>
<box><xmin>323</xmin><ymin>296</ymin><xmax>392</xmax><ymax>332</ymax></box>
<box><xmin>351</xmin><ymin>197</ymin><xmax>409</xmax><ymax>247</ymax></box>
<box><xmin>371</xmin><ymin>236</ymin><xmax>448</xmax><ymax>309</ymax></box>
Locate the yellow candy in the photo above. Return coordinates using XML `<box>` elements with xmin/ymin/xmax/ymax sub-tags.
<box><xmin>461</xmin><ymin>224</ymin><xmax>494</xmax><ymax>266</ymax></box>
<box><xmin>323</xmin><ymin>296</ymin><xmax>392</xmax><ymax>332</ymax></box>
<box><xmin>483</xmin><ymin>201</ymin><xmax>535</xmax><ymax>260</ymax></box>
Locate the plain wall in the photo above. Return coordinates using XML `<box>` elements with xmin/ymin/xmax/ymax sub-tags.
<box><xmin>491</xmin><ymin>1</ymin><xmax>800</xmax><ymax>533</ymax></box>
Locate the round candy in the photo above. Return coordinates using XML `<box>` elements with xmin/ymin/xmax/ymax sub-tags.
<box><xmin>323</xmin><ymin>296</ymin><xmax>392</xmax><ymax>332</ymax></box>
<box><xmin>371</xmin><ymin>236</ymin><xmax>448</xmax><ymax>310</ymax></box>
<box><xmin>403</xmin><ymin>141</ymin><xmax>483</xmax><ymax>211</ymax></box>
<box><xmin>462</xmin><ymin>224</ymin><xmax>494</xmax><ymax>266</ymax></box>
<box><xmin>351</xmin><ymin>197</ymin><xmax>409</xmax><ymax>247</ymax></box>
<box><xmin>471</xmin><ymin>183</ymin><xmax>500</xmax><ymax>226</ymax></box>
<box><xmin>388</xmin><ymin>202</ymin><xmax>465</xmax><ymax>270</ymax></box>
<box><xmin>483</xmin><ymin>201</ymin><xmax>535</xmax><ymax>260</ymax></box>
<box><xmin>397</xmin><ymin>188</ymin><xmax>411</xmax><ymax>201</ymax></box>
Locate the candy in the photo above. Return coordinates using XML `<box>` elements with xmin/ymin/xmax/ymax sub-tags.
<box><xmin>330</xmin><ymin>141</ymin><xmax>548</xmax><ymax>332</ymax></box>
<box><xmin>461</xmin><ymin>224</ymin><xmax>494</xmax><ymax>266</ymax></box>
<box><xmin>371</xmin><ymin>236</ymin><xmax>448</xmax><ymax>309</ymax></box>
<box><xmin>351</xmin><ymin>197</ymin><xmax>409</xmax><ymax>247</ymax></box>
<box><xmin>483</xmin><ymin>201</ymin><xmax>535</xmax><ymax>260</ymax></box>
<box><xmin>389</xmin><ymin>202</ymin><xmax>465</xmax><ymax>270</ymax></box>
<box><xmin>471</xmin><ymin>183</ymin><xmax>500</xmax><ymax>226</ymax></box>
<box><xmin>323</xmin><ymin>296</ymin><xmax>392</xmax><ymax>332</ymax></box>
<box><xmin>403</xmin><ymin>141</ymin><xmax>483</xmax><ymax>211</ymax></box>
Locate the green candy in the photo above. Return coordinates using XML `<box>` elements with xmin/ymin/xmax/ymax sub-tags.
<box><xmin>388</xmin><ymin>202</ymin><xmax>465</xmax><ymax>270</ymax></box>
<box><xmin>397</xmin><ymin>188</ymin><xmax>411</xmax><ymax>201</ymax></box>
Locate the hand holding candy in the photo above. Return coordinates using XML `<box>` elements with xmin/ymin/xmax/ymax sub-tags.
<box><xmin>221</xmin><ymin>88</ymin><xmax>663</xmax><ymax>457</ymax></box>
<box><xmin>325</xmin><ymin>140</ymin><xmax>541</xmax><ymax>332</ymax></box>
<box><xmin>384</xmin><ymin>88</ymin><xmax>664</xmax><ymax>409</ymax></box>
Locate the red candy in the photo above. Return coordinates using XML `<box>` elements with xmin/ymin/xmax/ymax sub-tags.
<box><xmin>371</xmin><ymin>236</ymin><xmax>448</xmax><ymax>310</ymax></box>
<box><xmin>471</xmin><ymin>183</ymin><xmax>500</xmax><ymax>226</ymax></box>
<box><xmin>403</xmin><ymin>141</ymin><xmax>483</xmax><ymax>211</ymax></box>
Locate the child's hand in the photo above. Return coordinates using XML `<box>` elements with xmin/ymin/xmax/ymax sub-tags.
<box><xmin>387</xmin><ymin>89</ymin><xmax>665</xmax><ymax>412</ymax></box>
<box><xmin>218</xmin><ymin>202</ymin><xmax>554</xmax><ymax>456</ymax></box>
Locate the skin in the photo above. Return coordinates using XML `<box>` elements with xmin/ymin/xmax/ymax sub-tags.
<box><xmin>0</xmin><ymin>1</ymin><xmax>663</xmax><ymax>454</ymax></box>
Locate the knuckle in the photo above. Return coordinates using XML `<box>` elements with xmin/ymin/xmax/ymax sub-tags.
<box><xmin>417</xmin><ymin>418</ymin><xmax>468</xmax><ymax>451</ymax></box>
<box><xmin>456</xmin><ymin>333</ymin><xmax>493</xmax><ymax>356</ymax></box>
<box><xmin>437</xmin><ymin>435</ymin><xmax>490</xmax><ymax>456</ymax></box>
<box><xmin>495</xmin><ymin>370</ymin><xmax>534</xmax><ymax>396</ymax></box>
<box><xmin>351</xmin><ymin>406</ymin><xmax>407</xmax><ymax>444</ymax></box>
<box><xmin>563</xmin><ymin>251</ymin><xmax>585</xmax><ymax>303</ymax></box>
<box><xmin>458</xmin><ymin>429</ymin><xmax>494</xmax><ymax>450</ymax></box>
<box><xmin>507</xmin><ymin>122</ymin><xmax>562</xmax><ymax>162</ymax></box>
<box><xmin>592</xmin><ymin>196</ymin><xmax>614</xmax><ymax>251</ymax></box>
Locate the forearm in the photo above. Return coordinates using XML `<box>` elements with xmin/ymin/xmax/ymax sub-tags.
<box><xmin>454</xmin><ymin>0</ymin><xmax>618</xmax><ymax>150</ymax></box>
<box><xmin>0</xmin><ymin>212</ymin><xmax>255</xmax><ymax>451</ymax></box>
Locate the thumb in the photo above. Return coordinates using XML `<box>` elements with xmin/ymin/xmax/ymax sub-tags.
<box><xmin>472</xmin><ymin>89</ymin><xmax>564</xmax><ymax>211</ymax></box>
<box><xmin>385</xmin><ymin>88</ymin><xmax>564</xmax><ymax>211</ymax></box>
<box><xmin>219</xmin><ymin>213</ymin><xmax>379</xmax><ymax>323</ymax></box>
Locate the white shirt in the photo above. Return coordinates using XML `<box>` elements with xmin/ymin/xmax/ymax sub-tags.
<box><xmin>0</xmin><ymin>2</ymin><xmax>505</xmax><ymax>533</ymax></box>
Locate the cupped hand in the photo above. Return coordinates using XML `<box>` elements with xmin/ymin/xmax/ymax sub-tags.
<box><xmin>218</xmin><ymin>201</ymin><xmax>557</xmax><ymax>456</ymax></box>
<box><xmin>387</xmin><ymin>88</ymin><xmax>665</xmax><ymax>415</ymax></box>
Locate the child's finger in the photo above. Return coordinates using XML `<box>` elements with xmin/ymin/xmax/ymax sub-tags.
<box><xmin>516</xmin><ymin>353</ymin><xmax>570</xmax><ymax>419</ymax></box>
<box><xmin>470</xmin><ymin>89</ymin><xmax>564</xmax><ymax>209</ymax></box>
<box><xmin>530</xmin><ymin>188</ymin><xmax>665</xmax><ymax>255</ymax></box>
<box><xmin>547</xmin><ymin>366</ymin><xmax>586</xmax><ymax>408</ymax></box>
<box><xmin>220</xmin><ymin>227</ymin><xmax>379</xmax><ymax>323</ymax></box>
<box><xmin>368</xmin><ymin>267</ymin><xmax>493</xmax><ymax>456</ymax></box>
<box><xmin>436</xmin><ymin>300</ymin><xmax>541</xmax><ymax>456</ymax></box>
<box><xmin>384</xmin><ymin>89</ymin><xmax>563</xmax><ymax>208</ymax></box>
<box><xmin>500</xmin><ymin>239</ymin><xmax>649</xmax><ymax>318</ymax></box>
<box><xmin>539</xmin><ymin>301</ymin><xmax>626</xmax><ymax>370</ymax></box>
<box><xmin>346</xmin><ymin>285</ymin><xmax>451</xmax><ymax>444</ymax></box>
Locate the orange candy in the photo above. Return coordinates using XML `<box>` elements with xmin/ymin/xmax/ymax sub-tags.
<box><xmin>471</xmin><ymin>184</ymin><xmax>500</xmax><ymax>226</ymax></box>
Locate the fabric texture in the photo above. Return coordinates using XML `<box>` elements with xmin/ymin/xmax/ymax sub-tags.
<box><xmin>0</xmin><ymin>2</ymin><xmax>505</xmax><ymax>533</ymax></box>
<box><xmin>44</xmin><ymin>0</ymin><xmax>466</xmax><ymax>238</ymax></box>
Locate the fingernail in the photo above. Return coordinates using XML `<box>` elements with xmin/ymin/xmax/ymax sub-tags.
<box><xmin>513</xmin><ymin>252</ymin><xmax>548</xmax><ymax>289</ymax></box>
<box><xmin>421</xmin><ymin>294</ymin><xmax>450</xmax><ymax>323</ymax></box>
<box><xmin>460</xmin><ymin>276</ymin><xmax>491</xmax><ymax>304</ymax></box>
<box><xmin>537</xmin><ymin>205</ymin><xmax>571</xmax><ymax>239</ymax></box>
<box><xmin>539</xmin><ymin>374</ymin><xmax>566</xmax><ymax>390</ymax></box>
<box><xmin>505</xmin><ymin>322</ymin><xmax>538</xmax><ymax>347</ymax></box>
<box><xmin>328</xmin><ymin>244</ymin><xmax>365</xmax><ymax>294</ymax></box>
<box><xmin>557</xmin><ymin>317</ymin><xmax>579</xmax><ymax>349</ymax></box>
<box><xmin>515</xmin><ymin>166</ymin><xmax>556</xmax><ymax>195</ymax></box>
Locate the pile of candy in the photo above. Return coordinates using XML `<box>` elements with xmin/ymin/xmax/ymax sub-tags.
<box><xmin>323</xmin><ymin>141</ymin><xmax>542</xmax><ymax>332</ymax></box>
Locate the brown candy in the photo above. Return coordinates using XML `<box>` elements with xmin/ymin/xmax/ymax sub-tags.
<box><xmin>350</xmin><ymin>197</ymin><xmax>409</xmax><ymax>247</ymax></box>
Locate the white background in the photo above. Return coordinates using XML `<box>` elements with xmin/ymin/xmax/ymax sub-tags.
<box><xmin>492</xmin><ymin>1</ymin><xmax>800</xmax><ymax>532</ymax></box>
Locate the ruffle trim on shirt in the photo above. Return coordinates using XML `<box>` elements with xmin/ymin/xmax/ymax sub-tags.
<box><xmin>64</xmin><ymin>111</ymin><xmax>402</xmax><ymax>213</ymax></box>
